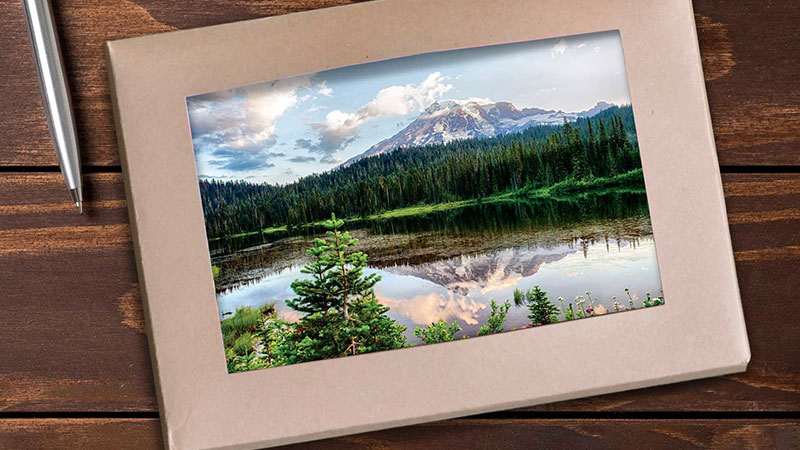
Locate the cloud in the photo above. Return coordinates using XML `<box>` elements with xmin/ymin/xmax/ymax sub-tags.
<box><xmin>187</xmin><ymin>75</ymin><xmax>312</xmax><ymax>172</ymax></box>
<box><xmin>198</xmin><ymin>173</ymin><xmax>252</xmax><ymax>181</ymax></box>
<box><xmin>378</xmin><ymin>292</ymin><xmax>487</xmax><ymax>326</ymax></box>
<box><xmin>316</xmin><ymin>81</ymin><xmax>333</xmax><ymax>97</ymax></box>
<box><xmin>300</xmin><ymin>72</ymin><xmax>453</xmax><ymax>161</ymax></box>
<box><xmin>551</xmin><ymin>38</ymin><xmax>567</xmax><ymax>58</ymax></box>
<box><xmin>538</xmin><ymin>87</ymin><xmax>556</xmax><ymax>94</ymax></box>
<box><xmin>287</xmin><ymin>155</ymin><xmax>317</xmax><ymax>163</ymax></box>
<box><xmin>207</xmin><ymin>149</ymin><xmax>284</xmax><ymax>171</ymax></box>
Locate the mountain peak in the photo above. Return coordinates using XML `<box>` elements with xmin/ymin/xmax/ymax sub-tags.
<box><xmin>424</xmin><ymin>98</ymin><xmax>494</xmax><ymax>116</ymax></box>
<box><xmin>343</xmin><ymin>99</ymin><xmax>615</xmax><ymax>166</ymax></box>
<box><xmin>577</xmin><ymin>101</ymin><xmax>616</xmax><ymax>117</ymax></box>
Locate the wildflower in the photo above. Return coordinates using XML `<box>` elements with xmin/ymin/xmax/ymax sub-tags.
<box><xmin>593</xmin><ymin>304</ymin><xmax>607</xmax><ymax>315</ymax></box>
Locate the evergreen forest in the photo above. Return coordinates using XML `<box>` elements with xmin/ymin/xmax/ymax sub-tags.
<box><xmin>200</xmin><ymin>106</ymin><xmax>643</xmax><ymax>239</ymax></box>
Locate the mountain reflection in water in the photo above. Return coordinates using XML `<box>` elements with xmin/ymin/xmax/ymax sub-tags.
<box><xmin>212</xmin><ymin>192</ymin><xmax>663</xmax><ymax>344</ymax></box>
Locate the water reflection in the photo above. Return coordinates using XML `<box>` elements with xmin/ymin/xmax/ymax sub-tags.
<box><xmin>212</xmin><ymin>192</ymin><xmax>663</xmax><ymax>344</ymax></box>
<box><xmin>212</xmin><ymin>192</ymin><xmax>653</xmax><ymax>291</ymax></box>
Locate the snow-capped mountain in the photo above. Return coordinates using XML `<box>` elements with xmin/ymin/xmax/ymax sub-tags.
<box><xmin>385</xmin><ymin>246</ymin><xmax>576</xmax><ymax>296</ymax></box>
<box><xmin>343</xmin><ymin>99</ymin><xmax>614</xmax><ymax>166</ymax></box>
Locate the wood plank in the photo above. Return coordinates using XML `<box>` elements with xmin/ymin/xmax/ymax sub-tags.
<box><xmin>287</xmin><ymin>418</ymin><xmax>800</xmax><ymax>450</ymax></box>
<box><xmin>0</xmin><ymin>419</ymin><xmax>161</xmax><ymax>450</ymax></box>
<box><xmin>0</xmin><ymin>173</ymin><xmax>152</xmax><ymax>412</ymax></box>
<box><xmin>0</xmin><ymin>0</ymin><xmax>797</xmax><ymax>166</ymax></box>
<box><xmin>693</xmin><ymin>1</ymin><xmax>800</xmax><ymax>166</ymax></box>
<box><xmin>1</xmin><ymin>418</ymin><xmax>798</xmax><ymax>449</ymax></box>
<box><xmin>1</xmin><ymin>172</ymin><xmax>798</xmax><ymax>413</ymax></box>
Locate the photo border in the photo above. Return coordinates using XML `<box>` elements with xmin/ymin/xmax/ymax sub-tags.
<box><xmin>106</xmin><ymin>0</ymin><xmax>749</xmax><ymax>448</ymax></box>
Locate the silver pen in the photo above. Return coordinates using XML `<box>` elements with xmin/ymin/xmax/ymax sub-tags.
<box><xmin>22</xmin><ymin>0</ymin><xmax>83</xmax><ymax>214</ymax></box>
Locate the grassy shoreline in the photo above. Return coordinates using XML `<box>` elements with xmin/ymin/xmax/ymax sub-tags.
<box><xmin>209</xmin><ymin>169</ymin><xmax>645</xmax><ymax>242</ymax></box>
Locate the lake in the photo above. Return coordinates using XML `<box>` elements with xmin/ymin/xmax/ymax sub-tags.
<box><xmin>211</xmin><ymin>192</ymin><xmax>663</xmax><ymax>344</ymax></box>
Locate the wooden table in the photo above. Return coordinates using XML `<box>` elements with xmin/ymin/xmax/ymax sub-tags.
<box><xmin>1</xmin><ymin>1</ymin><xmax>798</xmax><ymax>448</ymax></box>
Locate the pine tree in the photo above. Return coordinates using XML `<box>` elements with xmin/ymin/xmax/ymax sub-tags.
<box><xmin>571</xmin><ymin>151</ymin><xmax>592</xmax><ymax>181</ymax></box>
<box><xmin>514</xmin><ymin>286</ymin><xmax>559</xmax><ymax>325</ymax></box>
<box><xmin>282</xmin><ymin>214</ymin><xmax>406</xmax><ymax>362</ymax></box>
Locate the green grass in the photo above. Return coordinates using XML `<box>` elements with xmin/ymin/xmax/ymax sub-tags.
<box><xmin>232</xmin><ymin>332</ymin><xmax>254</xmax><ymax>356</ymax></box>
<box><xmin>359</xmin><ymin>170</ymin><xmax>645</xmax><ymax>220</ymax></box>
<box><xmin>208</xmin><ymin>225</ymin><xmax>287</xmax><ymax>241</ymax></box>
<box><xmin>223</xmin><ymin>331</ymin><xmax>237</xmax><ymax>346</ymax></box>
<box><xmin>546</xmin><ymin>169</ymin><xmax>644</xmax><ymax>197</ymax></box>
<box><xmin>221</xmin><ymin>304</ymin><xmax>275</xmax><ymax>358</ymax></box>
<box><xmin>363</xmin><ymin>195</ymin><xmax>511</xmax><ymax>220</ymax></box>
<box><xmin>220</xmin><ymin>304</ymin><xmax>273</xmax><ymax>336</ymax></box>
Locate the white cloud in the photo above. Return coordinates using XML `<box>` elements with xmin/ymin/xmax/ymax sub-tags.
<box><xmin>538</xmin><ymin>87</ymin><xmax>557</xmax><ymax>94</ymax></box>
<box><xmin>360</xmin><ymin>72</ymin><xmax>453</xmax><ymax>117</ymax></box>
<box><xmin>379</xmin><ymin>292</ymin><xmax>487</xmax><ymax>326</ymax></box>
<box><xmin>551</xmin><ymin>38</ymin><xmax>567</xmax><ymax>58</ymax></box>
<box><xmin>187</xmin><ymin>75</ymin><xmax>313</xmax><ymax>171</ymax></box>
<box><xmin>300</xmin><ymin>72</ymin><xmax>453</xmax><ymax>158</ymax></box>
<box><xmin>241</xmin><ymin>76</ymin><xmax>312</xmax><ymax>148</ymax></box>
<box><xmin>316</xmin><ymin>81</ymin><xmax>333</xmax><ymax>97</ymax></box>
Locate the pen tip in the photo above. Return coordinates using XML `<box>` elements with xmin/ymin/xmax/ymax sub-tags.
<box><xmin>76</xmin><ymin>201</ymin><xmax>83</xmax><ymax>215</ymax></box>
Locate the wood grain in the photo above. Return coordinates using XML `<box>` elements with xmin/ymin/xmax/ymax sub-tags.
<box><xmin>1</xmin><ymin>172</ymin><xmax>798</xmax><ymax>413</ymax></box>
<box><xmin>694</xmin><ymin>1</ymin><xmax>800</xmax><ymax>165</ymax></box>
<box><xmin>0</xmin><ymin>419</ymin><xmax>162</xmax><ymax>450</ymax></box>
<box><xmin>2</xmin><ymin>0</ymin><xmax>799</xmax><ymax>447</ymax></box>
<box><xmin>0</xmin><ymin>0</ymin><xmax>798</xmax><ymax>166</ymax></box>
<box><xmin>1</xmin><ymin>418</ymin><xmax>798</xmax><ymax>450</ymax></box>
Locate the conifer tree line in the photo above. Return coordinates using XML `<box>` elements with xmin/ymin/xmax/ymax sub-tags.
<box><xmin>200</xmin><ymin>105</ymin><xmax>641</xmax><ymax>238</ymax></box>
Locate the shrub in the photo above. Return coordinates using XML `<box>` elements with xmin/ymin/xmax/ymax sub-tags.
<box><xmin>414</xmin><ymin>320</ymin><xmax>461</xmax><ymax>344</ymax></box>
<box><xmin>478</xmin><ymin>300</ymin><xmax>511</xmax><ymax>336</ymax></box>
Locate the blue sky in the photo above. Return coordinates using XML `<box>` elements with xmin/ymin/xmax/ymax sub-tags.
<box><xmin>187</xmin><ymin>30</ymin><xmax>631</xmax><ymax>185</ymax></box>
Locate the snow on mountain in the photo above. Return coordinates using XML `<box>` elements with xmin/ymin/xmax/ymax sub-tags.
<box><xmin>342</xmin><ymin>100</ymin><xmax>614</xmax><ymax>166</ymax></box>
<box><xmin>384</xmin><ymin>246</ymin><xmax>576</xmax><ymax>296</ymax></box>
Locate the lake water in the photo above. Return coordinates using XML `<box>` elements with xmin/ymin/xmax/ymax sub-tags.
<box><xmin>211</xmin><ymin>192</ymin><xmax>663</xmax><ymax>344</ymax></box>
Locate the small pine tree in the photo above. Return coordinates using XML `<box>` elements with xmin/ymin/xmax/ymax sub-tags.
<box><xmin>514</xmin><ymin>286</ymin><xmax>559</xmax><ymax>325</ymax></box>
<box><xmin>478</xmin><ymin>299</ymin><xmax>511</xmax><ymax>336</ymax></box>
<box><xmin>281</xmin><ymin>214</ymin><xmax>406</xmax><ymax>363</ymax></box>
<box><xmin>287</xmin><ymin>214</ymin><xmax>380</xmax><ymax>318</ymax></box>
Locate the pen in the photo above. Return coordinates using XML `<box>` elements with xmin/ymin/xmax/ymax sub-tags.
<box><xmin>22</xmin><ymin>0</ymin><xmax>83</xmax><ymax>214</ymax></box>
